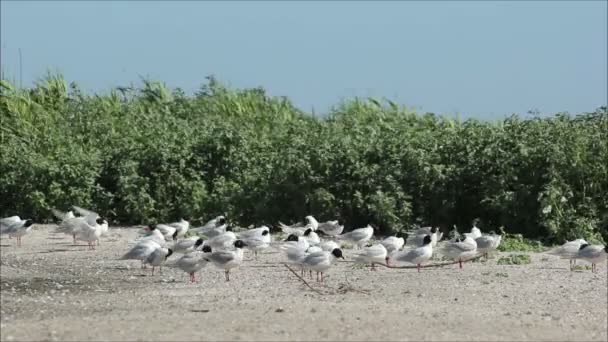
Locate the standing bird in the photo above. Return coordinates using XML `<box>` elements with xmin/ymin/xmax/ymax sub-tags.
<box><xmin>72</xmin><ymin>206</ymin><xmax>108</xmax><ymax>246</ymax></box>
<box><xmin>392</xmin><ymin>235</ymin><xmax>434</xmax><ymax>272</ymax></box>
<box><xmin>0</xmin><ymin>217</ymin><xmax>34</xmax><ymax>247</ymax></box>
<box><xmin>546</xmin><ymin>238</ymin><xmax>589</xmax><ymax>270</ymax></box>
<box><xmin>0</xmin><ymin>216</ymin><xmax>22</xmax><ymax>240</ymax></box>
<box><xmin>204</xmin><ymin>240</ymin><xmax>248</xmax><ymax>281</ymax></box>
<box><xmin>336</xmin><ymin>224</ymin><xmax>375</xmax><ymax>249</ymax></box>
<box><xmin>120</xmin><ymin>239</ymin><xmax>163</xmax><ymax>269</ymax></box>
<box><xmin>301</xmin><ymin>248</ymin><xmax>345</xmax><ymax>282</ymax></box>
<box><xmin>354</xmin><ymin>243</ymin><xmax>388</xmax><ymax>270</ymax></box>
<box><xmin>239</xmin><ymin>227</ymin><xmax>271</xmax><ymax>260</ymax></box>
<box><xmin>172</xmin><ymin>245</ymin><xmax>213</xmax><ymax>283</ymax></box>
<box><xmin>475</xmin><ymin>229</ymin><xmax>503</xmax><ymax>259</ymax></box>
<box><xmin>144</xmin><ymin>247</ymin><xmax>174</xmax><ymax>275</ymax></box>
<box><xmin>575</xmin><ymin>244</ymin><xmax>607</xmax><ymax>273</ymax></box>
<box><xmin>439</xmin><ymin>235</ymin><xmax>478</xmax><ymax>269</ymax></box>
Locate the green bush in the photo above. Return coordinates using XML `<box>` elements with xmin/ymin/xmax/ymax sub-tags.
<box><xmin>0</xmin><ymin>73</ymin><xmax>606</xmax><ymax>244</ymax></box>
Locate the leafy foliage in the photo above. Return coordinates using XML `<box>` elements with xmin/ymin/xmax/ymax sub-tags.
<box><xmin>496</xmin><ymin>254</ymin><xmax>532</xmax><ymax>265</ymax></box>
<box><xmin>1</xmin><ymin>73</ymin><xmax>607</xmax><ymax>243</ymax></box>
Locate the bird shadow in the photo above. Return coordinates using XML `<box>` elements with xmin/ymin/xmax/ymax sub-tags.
<box><xmin>0</xmin><ymin>244</ymin><xmax>11</xmax><ymax>247</ymax></box>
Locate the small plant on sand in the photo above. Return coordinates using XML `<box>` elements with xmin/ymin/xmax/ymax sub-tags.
<box><xmin>498</xmin><ymin>234</ymin><xmax>546</xmax><ymax>253</ymax></box>
<box><xmin>496</xmin><ymin>254</ymin><xmax>532</xmax><ymax>265</ymax></box>
<box><xmin>570</xmin><ymin>264</ymin><xmax>592</xmax><ymax>272</ymax></box>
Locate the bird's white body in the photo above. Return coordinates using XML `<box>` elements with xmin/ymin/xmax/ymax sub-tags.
<box><xmin>354</xmin><ymin>243</ymin><xmax>388</xmax><ymax>265</ymax></box>
<box><xmin>380</xmin><ymin>236</ymin><xmax>405</xmax><ymax>253</ymax></box>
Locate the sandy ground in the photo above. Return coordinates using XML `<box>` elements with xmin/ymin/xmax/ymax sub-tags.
<box><xmin>0</xmin><ymin>225</ymin><xmax>606</xmax><ymax>342</ymax></box>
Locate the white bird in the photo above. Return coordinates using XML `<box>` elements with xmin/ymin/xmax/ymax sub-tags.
<box><xmin>280</xmin><ymin>234</ymin><xmax>310</xmax><ymax>252</ymax></box>
<box><xmin>302</xmin><ymin>228</ymin><xmax>320</xmax><ymax>246</ymax></box>
<box><xmin>239</xmin><ymin>226</ymin><xmax>271</xmax><ymax>260</ymax></box>
<box><xmin>170</xmin><ymin>245</ymin><xmax>213</xmax><ymax>282</ymax></box>
<box><xmin>204</xmin><ymin>240</ymin><xmax>248</xmax><ymax>281</ymax></box>
<box><xmin>392</xmin><ymin>235</ymin><xmax>434</xmax><ymax>272</ymax></box>
<box><xmin>546</xmin><ymin>238</ymin><xmax>589</xmax><ymax>269</ymax></box>
<box><xmin>464</xmin><ymin>224</ymin><xmax>482</xmax><ymax>240</ymax></box>
<box><xmin>575</xmin><ymin>244</ymin><xmax>607</xmax><ymax>273</ymax></box>
<box><xmin>475</xmin><ymin>230</ymin><xmax>503</xmax><ymax>258</ymax></box>
<box><xmin>0</xmin><ymin>217</ymin><xmax>34</xmax><ymax>247</ymax></box>
<box><xmin>300</xmin><ymin>248</ymin><xmax>345</xmax><ymax>282</ymax></box>
<box><xmin>380</xmin><ymin>235</ymin><xmax>405</xmax><ymax>254</ymax></box>
<box><xmin>70</xmin><ymin>206</ymin><xmax>108</xmax><ymax>246</ymax></box>
<box><xmin>1</xmin><ymin>216</ymin><xmax>22</xmax><ymax>240</ymax></box>
<box><xmin>168</xmin><ymin>218</ymin><xmax>190</xmax><ymax>239</ymax></box>
<box><xmin>439</xmin><ymin>235</ymin><xmax>478</xmax><ymax>269</ymax></box>
<box><xmin>194</xmin><ymin>216</ymin><xmax>228</xmax><ymax>237</ymax></box>
<box><xmin>354</xmin><ymin>243</ymin><xmax>388</xmax><ymax>270</ymax></box>
<box><xmin>336</xmin><ymin>225</ymin><xmax>375</xmax><ymax>249</ymax></box>
<box><xmin>74</xmin><ymin>217</ymin><xmax>107</xmax><ymax>250</ymax></box>
<box><xmin>172</xmin><ymin>236</ymin><xmax>205</xmax><ymax>254</ymax></box>
<box><xmin>143</xmin><ymin>247</ymin><xmax>174</xmax><ymax>275</ymax></box>
<box><xmin>120</xmin><ymin>239</ymin><xmax>163</xmax><ymax>269</ymax></box>
<box><xmin>317</xmin><ymin>220</ymin><xmax>344</xmax><ymax>236</ymax></box>
<box><xmin>279</xmin><ymin>235</ymin><xmax>310</xmax><ymax>276</ymax></box>
<box><xmin>204</xmin><ymin>231</ymin><xmax>237</xmax><ymax>251</ymax></box>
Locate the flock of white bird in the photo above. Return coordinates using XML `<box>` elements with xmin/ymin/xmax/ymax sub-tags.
<box><xmin>1</xmin><ymin>208</ymin><xmax>607</xmax><ymax>284</ymax></box>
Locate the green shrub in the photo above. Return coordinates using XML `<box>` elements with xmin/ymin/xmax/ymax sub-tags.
<box><xmin>1</xmin><ymin>72</ymin><xmax>606</xmax><ymax>244</ymax></box>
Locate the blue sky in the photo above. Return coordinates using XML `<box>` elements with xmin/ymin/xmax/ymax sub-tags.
<box><xmin>1</xmin><ymin>1</ymin><xmax>606</xmax><ymax>119</ymax></box>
